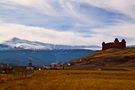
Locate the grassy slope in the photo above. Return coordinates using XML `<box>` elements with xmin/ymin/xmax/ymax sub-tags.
<box><xmin>1</xmin><ymin>70</ymin><xmax>135</xmax><ymax>90</ymax></box>
<box><xmin>69</xmin><ymin>48</ymin><xmax>135</xmax><ymax>69</ymax></box>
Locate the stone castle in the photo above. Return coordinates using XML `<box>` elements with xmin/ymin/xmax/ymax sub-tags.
<box><xmin>102</xmin><ymin>38</ymin><xmax>126</xmax><ymax>50</ymax></box>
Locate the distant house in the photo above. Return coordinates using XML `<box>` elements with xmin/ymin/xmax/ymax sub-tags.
<box><xmin>43</xmin><ymin>65</ymin><xmax>52</xmax><ymax>70</ymax></box>
<box><xmin>0</xmin><ymin>64</ymin><xmax>13</xmax><ymax>74</ymax></box>
<box><xmin>102</xmin><ymin>38</ymin><xmax>126</xmax><ymax>50</ymax></box>
<box><xmin>43</xmin><ymin>63</ymin><xmax>65</xmax><ymax>70</ymax></box>
<box><xmin>26</xmin><ymin>61</ymin><xmax>34</xmax><ymax>70</ymax></box>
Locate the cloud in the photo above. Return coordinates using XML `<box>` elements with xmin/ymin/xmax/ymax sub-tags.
<box><xmin>0</xmin><ymin>0</ymin><xmax>133</xmax><ymax>28</ymax></box>
<box><xmin>92</xmin><ymin>23</ymin><xmax>135</xmax><ymax>45</ymax></box>
<box><xmin>83</xmin><ymin>0</ymin><xmax>135</xmax><ymax>18</ymax></box>
<box><xmin>0</xmin><ymin>0</ymin><xmax>135</xmax><ymax>46</ymax></box>
<box><xmin>0</xmin><ymin>23</ymin><xmax>94</xmax><ymax>45</ymax></box>
<box><xmin>7</xmin><ymin>0</ymin><xmax>134</xmax><ymax>18</ymax></box>
<box><xmin>0</xmin><ymin>23</ymin><xmax>135</xmax><ymax>46</ymax></box>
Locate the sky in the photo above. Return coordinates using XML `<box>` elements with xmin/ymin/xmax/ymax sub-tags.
<box><xmin>0</xmin><ymin>0</ymin><xmax>135</xmax><ymax>46</ymax></box>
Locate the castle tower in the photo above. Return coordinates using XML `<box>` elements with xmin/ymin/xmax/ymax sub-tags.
<box><xmin>114</xmin><ymin>38</ymin><xmax>119</xmax><ymax>43</ymax></box>
<box><xmin>121</xmin><ymin>39</ymin><xmax>126</xmax><ymax>48</ymax></box>
<box><xmin>102</xmin><ymin>42</ymin><xmax>105</xmax><ymax>50</ymax></box>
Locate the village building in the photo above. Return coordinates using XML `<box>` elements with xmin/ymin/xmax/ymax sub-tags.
<box><xmin>0</xmin><ymin>64</ymin><xmax>13</xmax><ymax>74</ymax></box>
<box><xmin>26</xmin><ymin>61</ymin><xmax>34</xmax><ymax>70</ymax></box>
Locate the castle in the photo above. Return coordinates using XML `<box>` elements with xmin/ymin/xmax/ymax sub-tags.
<box><xmin>102</xmin><ymin>38</ymin><xmax>126</xmax><ymax>50</ymax></box>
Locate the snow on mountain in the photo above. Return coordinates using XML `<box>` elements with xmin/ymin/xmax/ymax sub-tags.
<box><xmin>3</xmin><ymin>37</ymin><xmax>52</xmax><ymax>50</ymax></box>
<box><xmin>2</xmin><ymin>37</ymin><xmax>101</xmax><ymax>50</ymax></box>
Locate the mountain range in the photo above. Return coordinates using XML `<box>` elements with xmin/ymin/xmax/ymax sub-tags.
<box><xmin>0</xmin><ymin>37</ymin><xmax>100</xmax><ymax>50</ymax></box>
<box><xmin>0</xmin><ymin>37</ymin><xmax>97</xmax><ymax>65</ymax></box>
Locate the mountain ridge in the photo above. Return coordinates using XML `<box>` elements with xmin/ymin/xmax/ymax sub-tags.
<box><xmin>1</xmin><ymin>37</ymin><xmax>101</xmax><ymax>50</ymax></box>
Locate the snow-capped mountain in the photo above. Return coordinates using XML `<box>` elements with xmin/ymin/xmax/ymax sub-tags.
<box><xmin>2</xmin><ymin>37</ymin><xmax>53</xmax><ymax>50</ymax></box>
<box><xmin>1</xmin><ymin>37</ymin><xmax>100</xmax><ymax>50</ymax></box>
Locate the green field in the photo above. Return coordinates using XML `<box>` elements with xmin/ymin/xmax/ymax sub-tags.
<box><xmin>1</xmin><ymin>70</ymin><xmax>135</xmax><ymax>90</ymax></box>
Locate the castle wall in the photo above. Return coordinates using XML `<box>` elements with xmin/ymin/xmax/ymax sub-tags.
<box><xmin>102</xmin><ymin>39</ymin><xmax>126</xmax><ymax>50</ymax></box>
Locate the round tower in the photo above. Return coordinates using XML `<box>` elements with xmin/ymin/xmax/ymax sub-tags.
<box><xmin>121</xmin><ymin>39</ymin><xmax>126</xmax><ymax>48</ymax></box>
<box><xmin>102</xmin><ymin>42</ymin><xmax>105</xmax><ymax>45</ymax></box>
<box><xmin>121</xmin><ymin>39</ymin><xmax>126</xmax><ymax>43</ymax></box>
<box><xmin>102</xmin><ymin>42</ymin><xmax>106</xmax><ymax>50</ymax></box>
<box><xmin>114</xmin><ymin>38</ymin><xmax>119</xmax><ymax>43</ymax></box>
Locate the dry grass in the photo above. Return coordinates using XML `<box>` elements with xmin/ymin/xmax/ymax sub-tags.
<box><xmin>70</xmin><ymin>48</ymin><xmax>135</xmax><ymax>69</ymax></box>
<box><xmin>1</xmin><ymin>70</ymin><xmax>135</xmax><ymax>90</ymax></box>
<box><xmin>88</xmin><ymin>48</ymin><xmax>135</xmax><ymax>58</ymax></box>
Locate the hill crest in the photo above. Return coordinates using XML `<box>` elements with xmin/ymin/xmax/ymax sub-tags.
<box><xmin>68</xmin><ymin>48</ymin><xmax>135</xmax><ymax>69</ymax></box>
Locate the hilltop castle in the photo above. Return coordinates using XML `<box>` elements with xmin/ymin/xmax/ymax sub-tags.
<box><xmin>102</xmin><ymin>38</ymin><xmax>126</xmax><ymax>50</ymax></box>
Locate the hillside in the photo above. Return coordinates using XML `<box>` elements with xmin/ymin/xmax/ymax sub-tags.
<box><xmin>69</xmin><ymin>48</ymin><xmax>135</xmax><ymax>70</ymax></box>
